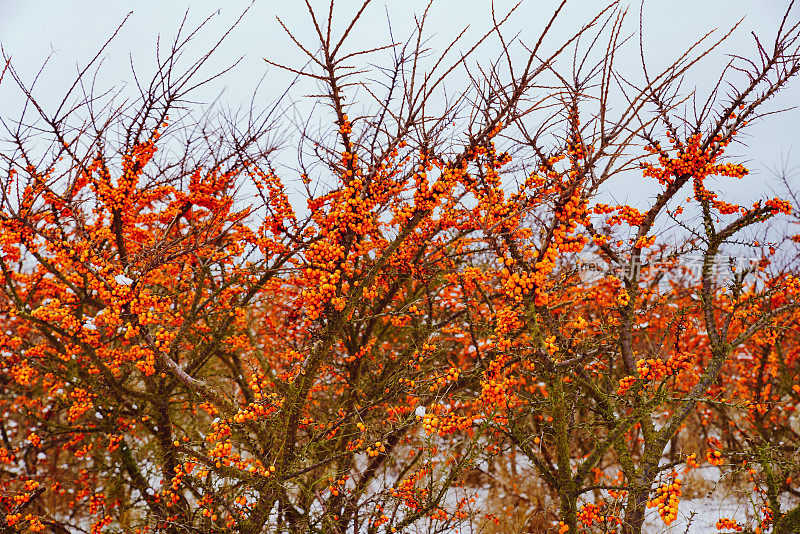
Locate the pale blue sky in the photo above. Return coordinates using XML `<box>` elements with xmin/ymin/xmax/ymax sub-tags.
<box><xmin>1</xmin><ymin>0</ymin><xmax>798</xmax><ymax>209</ymax></box>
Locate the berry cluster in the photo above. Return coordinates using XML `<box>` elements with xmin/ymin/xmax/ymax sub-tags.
<box><xmin>647</xmin><ymin>477</ymin><xmax>682</xmax><ymax>526</ymax></box>
<box><xmin>715</xmin><ymin>517</ymin><xmax>743</xmax><ymax>531</ymax></box>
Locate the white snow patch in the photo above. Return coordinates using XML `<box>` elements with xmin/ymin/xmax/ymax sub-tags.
<box><xmin>115</xmin><ymin>274</ymin><xmax>133</xmax><ymax>285</ymax></box>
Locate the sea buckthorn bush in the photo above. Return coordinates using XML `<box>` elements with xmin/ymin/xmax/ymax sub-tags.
<box><xmin>1</xmin><ymin>2</ymin><xmax>800</xmax><ymax>534</ymax></box>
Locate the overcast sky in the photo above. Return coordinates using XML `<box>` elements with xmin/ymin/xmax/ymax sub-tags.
<box><xmin>1</xmin><ymin>0</ymin><xmax>798</xmax><ymax>209</ymax></box>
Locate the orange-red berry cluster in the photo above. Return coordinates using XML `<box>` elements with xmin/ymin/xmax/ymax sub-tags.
<box><xmin>647</xmin><ymin>477</ymin><xmax>682</xmax><ymax>526</ymax></box>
